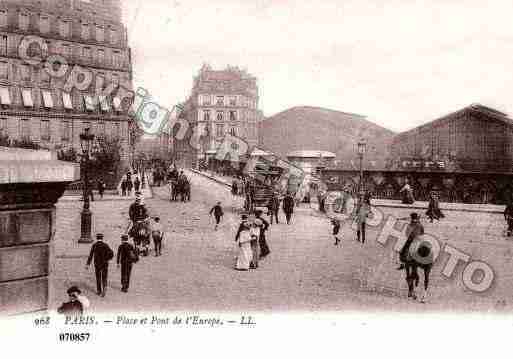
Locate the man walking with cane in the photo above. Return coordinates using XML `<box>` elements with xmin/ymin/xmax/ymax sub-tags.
<box><xmin>86</xmin><ymin>233</ymin><xmax>114</xmax><ymax>297</ymax></box>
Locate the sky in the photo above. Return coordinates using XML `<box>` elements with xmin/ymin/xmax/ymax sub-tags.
<box><xmin>123</xmin><ymin>0</ymin><xmax>513</xmax><ymax>133</ymax></box>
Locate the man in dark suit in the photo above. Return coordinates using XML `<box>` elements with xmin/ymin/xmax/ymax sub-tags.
<box><xmin>117</xmin><ymin>234</ymin><xmax>137</xmax><ymax>293</ymax></box>
<box><xmin>282</xmin><ymin>193</ymin><xmax>295</xmax><ymax>225</ymax></box>
<box><xmin>86</xmin><ymin>233</ymin><xmax>114</xmax><ymax>297</ymax></box>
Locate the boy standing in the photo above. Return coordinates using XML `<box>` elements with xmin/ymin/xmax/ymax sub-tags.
<box><xmin>332</xmin><ymin>219</ymin><xmax>341</xmax><ymax>246</ymax></box>
<box><xmin>152</xmin><ymin>217</ymin><xmax>164</xmax><ymax>256</ymax></box>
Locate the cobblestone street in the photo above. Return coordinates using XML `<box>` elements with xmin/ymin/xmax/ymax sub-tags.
<box><xmin>49</xmin><ymin>171</ymin><xmax>513</xmax><ymax>313</ymax></box>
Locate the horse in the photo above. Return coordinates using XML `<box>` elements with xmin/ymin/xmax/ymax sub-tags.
<box><xmin>403</xmin><ymin>234</ymin><xmax>435</xmax><ymax>303</ymax></box>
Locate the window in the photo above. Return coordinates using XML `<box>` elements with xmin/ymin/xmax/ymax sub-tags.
<box><xmin>113</xmin><ymin>97</ymin><xmax>122</xmax><ymax>111</ymax></box>
<box><xmin>202</xmin><ymin>95</ymin><xmax>211</xmax><ymax>105</ymax></box>
<box><xmin>20</xmin><ymin>119</ymin><xmax>30</xmax><ymax>140</ymax></box>
<box><xmin>0</xmin><ymin>86</ymin><xmax>10</xmax><ymax>105</ymax></box>
<box><xmin>0</xmin><ymin>35</ymin><xmax>7</xmax><ymax>56</ymax></box>
<box><xmin>216</xmin><ymin>111</ymin><xmax>223</xmax><ymax>121</ymax></box>
<box><xmin>59</xmin><ymin>19</ymin><xmax>70</xmax><ymax>37</ymax></box>
<box><xmin>0</xmin><ymin>117</ymin><xmax>6</xmax><ymax>132</ymax></box>
<box><xmin>99</xmin><ymin>95</ymin><xmax>110</xmax><ymax>112</ymax></box>
<box><xmin>42</xmin><ymin>90</ymin><xmax>53</xmax><ymax>108</ymax></box>
<box><xmin>229</xmin><ymin>111</ymin><xmax>237</xmax><ymax>121</ymax></box>
<box><xmin>216</xmin><ymin>96</ymin><xmax>224</xmax><ymax>106</ymax></box>
<box><xmin>19</xmin><ymin>12</ymin><xmax>29</xmax><ymax>31</ymax></box>
<box><xmin>83</xmin><ymin>47</ymin><xmax>92</xmax><ymax>61</ymax></box>
<box><xmin>109</xmin><ymin>27</ymin><xmax>117</xmax><ymax>44</ymax></box>
<box><xmin>216</xmin><ymin>124</ymin><xmax>224</xmax><ymax>137</ymax></box>
<box><xmin>40</xmin><ymin>15</ymin><xmax>50</xmax><ymax>33</ymax></box>
<box><xmin>40</xmin><ymin>69</ymin><xmax>50</xmax><ymax>86</ymax></box>
<box><xmin>114</xmin><ymin>122</ymin><xmax>120</xmax><ymax>138</ymax></box>
<box><xmin>113</xmin><ymin>50</ymin><xmax>122</xmax><ymax>67</ymax></box>
<box><xmin>20</xmin><ymin>64</ymin><xmax>31</xmax><ymax>81</ymax></box>
<box><xmin>96</xmin><ymin>25</ymin><xmax>104</xmax><ymax>42</ymax></box>
<box><xmin>97</xmin><ymin>49</ymin><xmax>104</xmax><ymax>64</ymax></box>
<box><xmin>0</xmin><ymin>62</ymin><xmax>7</xmax><ymax>80</ymax></box>
<box><xmin>62</xmin><ymin>92</ymin><xmax>73</xmax><ymax>110</ymax></box>
<box><xmin>40</xmin><ymin>120</ymin><xmax>50</xmax><ymax>141</ymax></box>
<box><xmin>61</xmin><ymin>120</ymin><xmax>71</xmax><ymax>141</ymax></box>
<box><xmin>84</xmin><ymin>95</ymin><xmax>95</xmax><ymax>111</ymax></box>
<box><xmin>81</xmin><ymin>22</ymin><xmax>89</xmax><ymax>39</ymax></box>
<box><xmin>98</xmin><ymin>121</ymin><xmax>106</xmax><ymax>135</ymax></box>
<box><xmin>203</xmin><ymin>110</ymin><xmax>210</xmax><ymax>122</ymax></box>
<box><xmin>61</xmin><ymin>44</ymin><xmax>71</xmax><ymax>60</ymax></box>
<box><xmin>229</xmin><ymin>96</ymin><xmax>237</xmax><ymax>106</ymax></box>
<box><xmin>111</xmin><ymin>73</ymin><xmax>119</xmax><ymax>85</ymax></box>
<box><xmin>0</xmin><ymin>10</ymin><xmax>7</xmax><ymax>27</ymax></box>
<box><xmin>21</xmin><ymin>89</ymin><xmax>34</xmax><ymax>107</ymax></box>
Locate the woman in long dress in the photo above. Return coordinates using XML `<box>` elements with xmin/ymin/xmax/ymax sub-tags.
<box><xmin>235</xmin><ymin>215</ymin><xmax>252</xmax><ymax>271</ymax></box>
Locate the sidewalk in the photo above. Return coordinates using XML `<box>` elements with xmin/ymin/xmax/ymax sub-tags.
<box><xmin>190</xmin><ymin>168</ymin><xmax>506</xmax><ymax>214</ymax></box>
<box><xmin>60</xmin><ymin>173</ymin><xmax>153</xmax><ymax>202</ymax></box>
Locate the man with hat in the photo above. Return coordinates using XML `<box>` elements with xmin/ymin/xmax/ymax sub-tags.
<box><xmin>117</xmin><ymin>234</ymin><xmax>137</xmax><ymax>293</ymax></box>
<box><xmin>397</xmin><ymin>212</ymin><xmax>425</xmax><ymax>270</ymax></box>
<box><xmin>57</xmin><ymin>286</ymin><xmax>85</xmax><ymax>316</ymax></box>
<box><xmin>86</xmin><ymin>233</ymin><xmax>114</xmax><ymax>297</ymax></box>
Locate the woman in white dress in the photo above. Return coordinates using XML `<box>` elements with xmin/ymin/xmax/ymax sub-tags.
<box><xmin>235</xmin><ymin>215</ymin><xmax>252</xmax><ymax>271</ymax></box>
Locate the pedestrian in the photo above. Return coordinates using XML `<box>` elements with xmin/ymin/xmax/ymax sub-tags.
<box><xmin>400</xmin><ymin>179</ymin><xmax>415</xmax><ymax>204</ymax></box>
<box><xmin>98</xmin><ymin>179</ymin><xmax>105</xmax><ymax>199</ymax></box>
<box><xmin>250</xmin><ymin>217</ymin><xmax>261</xmax><ymax>269</ymax></box>
<box><xmin>282</xmin><ymin>192</ymin><xmax>295</xmax><ymax>225</ymax></box>
<box><xmin>116</xmin><ymin>234</ymin><xmax>138</xmax><ymax>292</ymax></box>
<box><xmin>209</xmin><ymin>201</ymin><xmax>224</xmax><ymax>230</ymax></box>
<box><xmin>121</xmin><ymin>179</ymin><xmax>127</xmax><ymax>196</ymax></box>
<box><xmin>267</xmin><ymin>194</ymin><xmax>280</xmax><ymax>224</ymax></box>
<box><xmin>352</xmin><ymin>193</ymin><xmax>372</xmax><ymax>244</ymax></box>
<box><xmin>126</xmin><ymin>176</ymin><xmax>133</xmax><ymax>196</ymax></box>
<box><xmin>234</xmin><ymin>215</ymin><xmax>252</xmax><ymax>271</ymax></box>
<box><xmin>134</xmin><ymin>176</ymin><xmax>141</xmax><ymax>193</ymax></box>
<box><xmin>504</xmin><ymin>201</ymin><xmax>513</xmax><ymax>237</ymax></box>
<box><xmin>85</xmin><ymin>233</ymin><xmax>114</xmax><ymax>297</ymax></box>
<box><xmin>426</xmin><ymin>192</ymin><xmax>445</xmax><ymax>222</ymax></box>
<box><xmin>87</xmin><ymin>179</ymin><xmax>94</xmax><ymax>202</ymax></box>
<box><xmin>151</xmin><ymin>217</ymin><xmax>164</xmax><ymax>256</ymax></box>
<box><xmin>332</xmin><ymin>219</ymin><xmax>341</xmax><ymax>246</ymax></box>
<box><xmin>57</xmin><ymin>286</ymin><xmax>89</xmax><ymax>316</ymax></box>
<box><xmin>232</xmin><ymin>179</ymin><xmax>238</xmax><ymax>195</ymax></box>
<box><xmin>397</xmin><ymin>212</ymin><xmax>425</xmax><ymax>270</ymax></box>
<box><xmin>255</xmin><ymin>210</ymin><xmax>270</xmax><ymax>259</ymax></box>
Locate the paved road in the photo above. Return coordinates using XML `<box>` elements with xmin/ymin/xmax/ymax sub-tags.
<box><xmin>49</xmin><ymin>170</ymin><xmax>513</xmax><ymax>312</ymax></box>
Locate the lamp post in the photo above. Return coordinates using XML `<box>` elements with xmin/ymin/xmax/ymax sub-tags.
<box><xmin>78</xmin><ymin>128</ymin><xmax>95</xmax><ymax>244</ymax></box>
<box><xmin>357</xmin><ymin>138</ymin><xmax>367</xmax><ymax>195</ymax></box>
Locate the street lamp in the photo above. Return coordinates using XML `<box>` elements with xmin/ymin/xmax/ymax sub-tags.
<box><xmin>357</xmin><ymin>138</ymin><xmax>367</xmax><ymax>195</ymax></box>
<box><xmin>78</xmin><ymin>128</ymin><xmax>95</xmax><ymax>244</ymax></box>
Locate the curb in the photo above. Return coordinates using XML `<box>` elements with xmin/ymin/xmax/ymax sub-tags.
<box><xmin>189</xmin><ymin>169</ymin><xmax>232</xmax><ymax>188</ymax></box>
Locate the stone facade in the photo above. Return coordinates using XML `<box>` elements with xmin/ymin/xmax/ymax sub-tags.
<box><xmin>0</xmin><ymin>0</ymin><xmax>133</xmax><ymax>164</ymax></box>
<box><xmin>175</xmin><ymin>64</ymin><xmax>262</xmax><ymax>168</ymax></box>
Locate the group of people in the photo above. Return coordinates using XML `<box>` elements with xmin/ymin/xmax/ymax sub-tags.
<box><xmin>265</xmin><ymin>192</ymin><xmax>295</xmax><ymax>225</ymax></box>
<box><xmin>121</xmin><ymin>172</ymin><xmax>142</xmax><ymax>197</ymax></box>
<box><xmin>234</xmin><ymin>211</ymin><xmax>271</xmax><ymax>271</ymax></box>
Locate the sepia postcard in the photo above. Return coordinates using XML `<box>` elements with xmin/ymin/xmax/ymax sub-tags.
<box><xmin>1</xmin><ymin>0</ymin><xmax>513</xmax><ymax>355</ymax></box>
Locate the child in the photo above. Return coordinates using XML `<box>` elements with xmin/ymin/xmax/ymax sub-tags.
<box><xmin>209</xmin><ymin>201</ymin><xmax>224</xmax><ymax>230</ymax></box>
<box><xmin>151</xmin><ymin>217</ymin><xmax>164</xmax><ymax>257</ymax></box>
<box><xmin>331</xmin><ymin>219</ymin><xmax>341</xmax><ymax>246</ymax></box>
